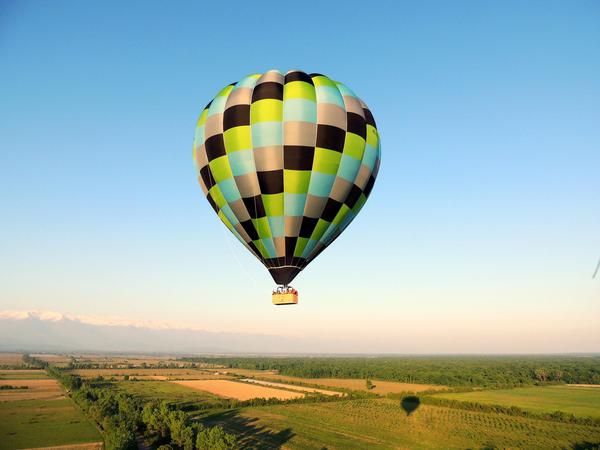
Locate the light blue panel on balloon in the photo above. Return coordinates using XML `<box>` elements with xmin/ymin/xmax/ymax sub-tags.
<box><xmin>315</xmin><ymin>86</ymin><xmax>345</xmax><ymax>109</ymax></box>
<box><xmin>335</xmin><ymin>82</ymin><xmax>357</xmax><ymax>98</ymax></box>
<box><xmin>301</xmin><ymin>238</ymin><xmax>318</xmax><ymax>259</ymax></box>
<box><xmin>267</xmin><ymin>215</ymin><xmax>284</xmax><ymax>237</ymax></box>
<box><xmin>252</xmin><ymin>122</ymin><xmax>283</xmax><ymax>147</ymax></box>
<box><xmin>320</xmin><ymin>223</ymin><xmax>338</xmax><ymax>245</ymax></box>
<box><xmin>284</xmin><ymin>193</ymin><xmax>307</xmax><ymax>216</ymax></box>
<box><xmin>235</xmin><ymin>75</ymin><xmax>259</xmax><ymax>89</ymax></box>
<box><xmin>194</xmin><ymin>125</ymin><xmax>204</xmax><ymax>149</ymax></box>
<box><xmin>339</xmin><ymin>210</ymin><xmax>355</xmax><ymax>230</ymax></box>
<box><xmin>261</xmin><ymin>238</ymin><xmax>276</xmax><ymax>258</ymax></box>
<box><xmin>284</xmin><ymin>99</ymin><xmax>317</xmax><ymax>122</ymax></box>
<box><xmin>362</xmin><ymin>143</ymin><xmax>378</xmax><ymax>171</ymax></box>
<box><xmin>338</xmin><ymin>154</ymin><xmax>362</xmax><ymax>182</ymax></box>
<box><xmin>220</xmin><ymin>203</ymin><xmax>239</xmax><ymax>226</ymax></box>
<box><xmin>208</xmin><ymin>95</ymin><xmax>228</xmax><ymax>116</ymax></box>
<box><xmin>308</xmin><ymin>171</ymin><xmax>335</xmax><ymax>197</ymax></box>
<box><xmin>228</xmin><ymin>149</ymin><xmax>255</xmax><ymax>176</ymax></box>
<box><xmin>218</xmin><ymin>178</ymin><xmax>241</xmax><ymax>203</ymax></box>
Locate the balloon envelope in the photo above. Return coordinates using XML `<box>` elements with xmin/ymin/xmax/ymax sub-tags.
<box><xmin>193</xmin><ymin>70</ymin><xmax>380</xmax><ymax>285</ymax></box>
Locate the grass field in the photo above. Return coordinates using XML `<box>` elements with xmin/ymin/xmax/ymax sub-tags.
<box><xmin>172</xmin><ymin>380</ymin><xmax>305</xmax><ymax>401</ymax></box>
<box><xmin>0</xmin><ymin>398</ymin><xmax>101</xmax><ymax>449</ymax></box>
<box><xmin>237</xmin><ymin>371</ymin><xmax>446</xmax><ymax>395</ymax></box>
<box><xmin>197</xmin><ymin>397</ymin><xmax>600</xmax><ymax>450</ymax></box>
<box><xmin>216</xmin><ymin>369</ymin><xmax>445</xmax><ymax>394</ymax></box>
<box><xmin>206</xmin><ymin>368</ymin><xmax>279</xmax><ymax>377</ymax></box>
<box><xmin>111</xmin><ymin>380</ymin><xmax>223</xmax><ymax>405</ymax></box>
<box><xmin>264</xmin><ymin>377</ymin><xmax>446</xmax><ymax>395</ymax></box>
<box><xmin>0</xmin><ymin>369</ymin><xmax>49</xmax><ymax>380</ymax></box>
<box><xmin>30</xmin><ymin>353</ymin><xmax>73</xmax><ymax>364</ymax></box>
<box><xmin>70</xmin><ymin>368</ymin><xmax>216</xmax><ymax>379</ymax></box>
<box><xmin>435</xmin><ymin>385</ymin><xmax>600</xmax><ymax>418</ymax></box>
<box><xmin>67</xmin><ymin>354</ymin><xmax>217</xmax><ymax>369</ymax></box>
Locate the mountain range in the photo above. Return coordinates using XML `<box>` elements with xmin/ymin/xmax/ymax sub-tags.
<box><xmin>0</xmin><ymin>310</ymin><xmax>341</xmax><ymax>354</ymax></box>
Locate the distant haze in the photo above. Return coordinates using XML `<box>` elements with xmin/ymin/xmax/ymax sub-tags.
<box><xmin>1</xmin><ymin>310</ymin><xmax>598</xmax><ymax>355</ymax></box>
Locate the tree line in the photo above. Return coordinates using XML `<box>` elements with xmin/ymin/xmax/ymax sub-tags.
<box><xmin>22</xmin><ymin>355</ymin><xmax>238</xmax><ymax>450</ymax></box>
<box><xmin>179</xmin><ymin>355</ymin><xmax>600</xmax><ymax>387</ymax></box>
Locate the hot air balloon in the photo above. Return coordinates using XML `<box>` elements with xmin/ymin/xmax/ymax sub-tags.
<box><xmin>192</xmin><ymin>70</ymin><xmax>380</xmax><ymax>305</ymax></box>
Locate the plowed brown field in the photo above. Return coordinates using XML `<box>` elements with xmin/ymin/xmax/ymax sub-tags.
<box><xmin>0</xmin><ymin>379</ymin><xmax>64</xmax><ymax>401</ymax></box>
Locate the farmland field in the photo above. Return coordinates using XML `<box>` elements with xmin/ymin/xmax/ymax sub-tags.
<box><xmin>435</xmin><ymin>385</ymin><xmax>600</xmax><ymax>418</ymax></box>
<box><xmin>213</xmin><ymin>369</ymin><xmax>445</xmax><ymax>394</ymax></box>
<box><xmin>0</xmin><ymin>378</ymin><xmax>64</xmax><ymax>402</ymax></box>
<box><xmin>5</xmin><ymin>354</ymin><xmax>600</xmax><ymax>449</ymax></box>
<box><xmin>0</xmin><ymin>369</ymin><xmax>49</xmax><ymax>380</ymax></box>
<box><xmin>70</xmin><ymin>368</ymin><xmax>218</xmax><ymax>379</ymax></box>
<box><xmin>0</xmin><ymin>353</ymin><xmax>24</xmax><ymax>367</ymax></box>
<box><xmin>30</xmin><ymin>353</ymin><xmax>73</xmax><ymax>365</ymax></box>
<box><xmin>198</xmin><ymin>397</ymin><xmax>600</xmax><ymax>449</ymax></box>
<box><xmin>0</xmin><ymin>398</ymin><xmax>102</xmax><ymax>449</ymax></box>
<box><xmin>205</xmin><ymin>368</ymin><xmax>279</xmax><ymax>377</ymax></box>
<box><xmin>172</xmin><ymin>379</ymin><xmax>305</xmax><ymax>400</ymax></box>
<box><xmin>111</xmin><ymin>380</ymin><xmax>222</xmax><ymax>404</ymax></box>
<box><xmin>241</xmin><ymin>378</ymin><xmax>343</xmax><ymax>396</ymax></box>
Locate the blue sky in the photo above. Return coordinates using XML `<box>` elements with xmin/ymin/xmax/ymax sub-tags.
<box><xmin>1</xmin><ymin>0</ymin><xmax>599</xmax><ymax>352</ymax></box>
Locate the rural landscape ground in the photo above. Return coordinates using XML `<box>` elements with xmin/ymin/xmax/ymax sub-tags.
<box><xmin>0</xmin><ymin>352</ymin><xmax>599</xmax><ymax>449</ymax></box>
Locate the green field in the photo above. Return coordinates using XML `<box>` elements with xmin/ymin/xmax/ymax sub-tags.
<box><xmin>111</xmin><ymin>380</ymin><xmax>222</xmax><ymax>405</ymax></box>
<box><xmin>435</xmin><ymin>385</ymin><xmax>600</xmax><ymax>418</ymax></box>
<box><xmin>0</xmin><ymin>398</ymin><xmax>101</xmax><ymax>449</ymax></box>
<box><xmin>196</xmin><ymin>398</ymin><xmax>600</xmax><ymax>449</ymax></box>
<box><xmin>0</xmin><ymin>370</ymin><xmax>49</xmax><ymax>380</ymax></box>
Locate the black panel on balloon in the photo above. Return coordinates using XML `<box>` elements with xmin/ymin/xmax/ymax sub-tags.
<box><xmin>316</xmin><ymin>125</ymin><xmax>346</xmax><ymax>153</ymax></box>
<box><xmin>346</xmin><ymin>112</ymin><xmax>366</xmax><ymax>139</ymax></box>
<box><xmin>223</xmin><ymin>105</ymin><xmax>250</xmax><ymax>131</ymax></box>
<box><xmin>364</xmin><ymin>176</ymin><xmax>376</xmax><ymax>197</ymax></box>
<box><xmin>321</xmin><ymin>198</ymin><xmax>342</xmax><ymax>222</ymax></box>
<box><xmin>284</xmin><ymin>146</ymin><xmax>315</xmax><ymax>171</ymax></box>
<box><xmin>242</xmin><ymin>195</ymin><xmax>266</xmax><ymax>219</ymax></box>
<box><xmin>344</xmin><ymin>184</ymin><xmax>363</xmax><ymax>208</ymax></box>
<box><xmin>240</xmin><ymin>220</ymin><xmax>259</xmax><ymax>241</ymax></box>
<box><xmin>284</xmin><ymin>71</ymin><xmax>314</xmax><ymax>85</ymax></box>
<box><xmin>252</xmin><ymin>82</ymin><xmax>283</xmax><ymax>101</ymax></box>
<box><xmin>200</xmin><ymin>165</ymin><xmax>216</xmax><ymax>190</ymax></box>
<box><xmin>205</xmin><ymin>134</ymin><xmax>226</xmax><ymax>161</ymax></box>
<box><xmin>257</xmin><ymin>170</ymin><xmax>284</xmax><ymax>195</ymax></box>
<box><xmin>299</xmin><ymin>217</ymin><xmax>319</xmax><ymax>238</ymax></box>
<box><xmin>363</xmin><ymin>108</ymin><xmax>376</xmax><ymax>127</ymax></box>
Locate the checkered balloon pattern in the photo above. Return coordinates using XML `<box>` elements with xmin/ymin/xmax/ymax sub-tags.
<box><xmin>193</xmin><ymin>70</ymin><xmax>381</xmax><ymax>285</ymax></box>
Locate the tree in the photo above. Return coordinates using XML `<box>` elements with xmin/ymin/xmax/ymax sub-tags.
<box><xmin>366</xmin><ymin>379</ymin><xmax>374</xmax><ymax>390</ymax></box>
<box><xmin>104</xmin><ymin>425</ymin><xmax>137</xmax><ymax>450</ymax></box>
<box><xmin>551</xmin><ymin>370</ymin><xmax>563</xmax><ymax>382</ymax></box>
<box><xmin>196</xmin><ymin>426</ymin><xmax>237</xmax><ymax>450</ymax></box>
<box><xmin>168</xmin><ymin>410</ymin><xmax>189</xmax><ymax>447</ymax></box>
<box><xmin>534</xmin><ymin>368</ymin><xmax>548</xmax><ymax>383</ymax></box>
<box><xmin>180</xmin><ymin>426</ymin><xmax>195</xmax><ymax>450</ymax></box>
<box><xmin>142</xmin><ymin>401</ymin><xmax>171</xmax><ymax>440</ymax></box>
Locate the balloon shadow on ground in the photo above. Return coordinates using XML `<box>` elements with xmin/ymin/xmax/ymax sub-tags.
<box><xmin>572</xmin><ymin>442</ymin><xmax>600</xmax><ymax>450</ymax></box>
<box><xmin>401</xmin><ymin>396</ymin><xmax>421</xmax><ymax>416</ymax></box>
<box><xmin>194</xmin><ymin>409</ymin><xmax>295</xmax><ymax>449</ymax></box>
